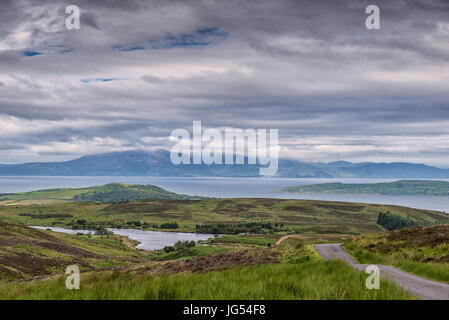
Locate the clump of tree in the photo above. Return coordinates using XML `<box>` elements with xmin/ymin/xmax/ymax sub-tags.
<box><xmin>94</xmin><ymin>227</ymin><xmax>113</xmax><ymax>235</ymax></box>
<box><xmin>195</xmin><ymin>222</ymin><xmax>278</xmax><ymax>234</ymax></box>
<box><xmin>68</xmin><ymin>218</ymin><xmax>113</xmax><ymax>235</ymax></box>
<box><xmin>164</xmin><ymin>240</ymin><xmax>196</xmax><ymax>253</ymax></box>
<box><xmin>163</xmin><ymin>245</ymin><xmax>176</xmax><ymax>253</ymax></box>
<box><xmin>160</xmin><ymin>240</ymin><xmax>197</xmax><ymax>259</ymax></box>
<box><xmin>159</xmin><ymin>222</ymin><xmax>179</xmax><ymax>229</ymax></box>
<box><xmin>108</xmin><ymin>220</ymin><xmax>150</xmax><ymax>229</ymax></box>
<box><xmin>377</xmin><ymin>211</ymin><xmax>423</xmax><ymax>231</ymax></box>
<box><xmin>73</xmin><ymin>219</ymin><xmax>171</xmax><ymax>231</ymax></box>
<box><xmin>175</xmin><ymin>240</ymin><xmax>196</xmax><ymax>249</ymax></box>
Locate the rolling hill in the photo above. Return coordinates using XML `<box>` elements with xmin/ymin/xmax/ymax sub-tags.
<box><xmin>0</xmin><ymin>183</ymin><xmax>190</xmax><ymax>205</ymax></box>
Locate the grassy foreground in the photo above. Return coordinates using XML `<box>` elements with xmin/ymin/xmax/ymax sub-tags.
<box><xmin>0</xmin><ymin>260</ymin><xmax>413</xmax><ymax>300</ymax></box>
<box><xmin>0</xmin><ymin>222</ymin><xmax>414</xmax><ymax>300</ymax></box>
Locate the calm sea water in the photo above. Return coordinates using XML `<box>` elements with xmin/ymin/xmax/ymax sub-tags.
<box><xmin>3</xmin><ymin>176</ymin><xmax>449</xmax><ymax>212</ymax></box>
<box><xmin>31</xmin><ymin>226</ymin><xmax>215</xmax><ymax>251</ymax></box>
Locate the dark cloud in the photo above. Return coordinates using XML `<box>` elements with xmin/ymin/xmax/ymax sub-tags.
<box><xmin>0</xmin><ymin>0</ymin><xmax>448</xmax><ymax>165</ymax></box>
<box><xmin>80</xmin><ymin>11</ymin><xmax>101</xmax><ymax>30</ymax></box>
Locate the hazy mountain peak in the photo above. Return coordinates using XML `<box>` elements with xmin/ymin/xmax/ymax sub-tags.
<box><xmin>0</xmin><ymin>150</ymin><xmax>447</xmax><ymax>178</ymax></box>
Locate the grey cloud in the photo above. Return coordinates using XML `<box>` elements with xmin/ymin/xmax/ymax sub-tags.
<box><xmin>0</xmin><ymin>0</ymin><xmax>448</xmax><ymax>165</ymax></box>
<box><xmin>81</xmin><ymin>12</ymin><xmax>101</xmax><ymax>30</ymax></box>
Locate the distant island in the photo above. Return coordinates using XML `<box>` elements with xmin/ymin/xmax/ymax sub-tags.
<box><xmin>0</xmin><ymin>183</ymin><xmax>191</xmax><ymax>205</ymax></box>
<box><xmin>280</xmin><ymin>180</ymin><xmax>449</xmax><ymax>196</ymax></box>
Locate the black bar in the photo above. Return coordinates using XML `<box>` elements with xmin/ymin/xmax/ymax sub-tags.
<box><xmin>1</xmin><ymin>300</ymin><xmax>448</xmax><ymax>319</ymax></box>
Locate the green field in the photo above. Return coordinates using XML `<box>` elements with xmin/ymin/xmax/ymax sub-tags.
<box><xmin>281</xmin><ymin>180</ymin><xmax>449</xmax><ymax>196</ymax></box>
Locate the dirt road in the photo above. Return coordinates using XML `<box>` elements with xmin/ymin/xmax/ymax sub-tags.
<box><xmin>314</xmin><ymin>243</ymin><xmax>449</xmax><ymax>300</ymax></box>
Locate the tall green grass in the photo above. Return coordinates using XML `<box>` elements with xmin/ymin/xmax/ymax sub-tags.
<box><xmin>0</xmin><ymin>261</ymin><xmax>413</xmax><ymax>300</ymax></box>
<box><xmin>394</xmin><ymin>261</ymin><xmax>449</xmax><ymax>283</ymax></box>
<box><xmin>343</xmin><ymin>241</ymin><xmax>386</xmax><ymax>264</ymax></box>
<box><xmin>148</xmin><ymin>245</ymin><xmax>229</xmax><ymax>261</ymax></box>
<box><xmin>344</xmin><ymin>239</ymin><xmax>449</xmax><ymax>283</ymax></box>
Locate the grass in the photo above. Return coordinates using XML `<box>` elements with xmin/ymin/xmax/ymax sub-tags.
<box><xmin>394</xmin><ymin>261</ymin><xmax>449</xmax><ymax>283</ymax></box>
<box><xmin>276</xmin><ymin>240</ymin><xmax>321</xmax><ymax>264</ymax></box>
<box><xmin>208</xmin><ymin>235</ymin><xmax>279</xmax><ymax>247</ymax></box>
<box><xmin>343</xmin><ymin>225</ymin><xmax>449</xmax><ymax>283</ymax></box>
<box><xmin>148</xmin><ymin>245</ymin><xmax>230</xmax><ymax>261</ymax></box>
<box><xmin>0</xmin><ymin>260</ymin><xmax>414</xmax><ymax>300</ymax></box>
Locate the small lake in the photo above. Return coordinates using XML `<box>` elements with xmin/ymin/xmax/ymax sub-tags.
<box><xmin>31</xmin><ymin>226</ymin><xmax>215</xmax><ymax>251</ymax></box>
<box><xmin>4</xmin><ymin>176</ymin><xmax>449</xmax><ymax>212</ymax></box>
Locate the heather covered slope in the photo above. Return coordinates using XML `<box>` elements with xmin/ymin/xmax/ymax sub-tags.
<box><xmin>0</xmin><ymin>222</ymin><xmax>147</xmax><ymax>281</ymax></box>
<box><xmin>1</xmin><ymin>198</ymin><xmax>448</xmax><ymax>235</ymax></box>
<box><xmin>344</xmin><ymin>225</ymin><xmax>449</xmax><ymax>283</ymax></box>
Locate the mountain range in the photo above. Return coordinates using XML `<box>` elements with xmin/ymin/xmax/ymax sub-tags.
<box><xmin>0</xmin><ymin>150</ymin><xmax>448</xmax><ymax>178</ymax></box>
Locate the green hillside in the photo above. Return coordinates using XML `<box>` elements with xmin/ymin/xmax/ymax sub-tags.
<box><xmin>0</xmin><ymin>183</ymin><xmax>190</xmax><ymax>205</ymax></box>
<box><xmin>281</xmin><ymin>180</ymin><xmax>449</xmax><ymax>196</ymax></box>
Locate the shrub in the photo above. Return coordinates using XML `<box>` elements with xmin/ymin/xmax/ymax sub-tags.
<box><xmin>95</xmin><ymin>227</ymin><xmax>113</xmax><ymax>235</ymax></box>
<box><xmin>160</xmin><ymin>222</ymin><xmax>179</xmax><ymax>229</ymax></box>
<box><xmin>163</xmin><ymin>246</ymin><xmax>175</xmax><ymax>253</ymax></box>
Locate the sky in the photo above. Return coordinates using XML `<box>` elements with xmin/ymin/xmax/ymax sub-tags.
<box><xmin>0</xmin><ymin>0</ymin><xmax>449</xmax><ymax>167</ymax></box>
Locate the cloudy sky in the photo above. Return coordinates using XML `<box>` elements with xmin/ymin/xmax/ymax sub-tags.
<box><xmin>0</xmin><ymin>0</ymin><xmax>449</xmax><ymax>166</ymax></box>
